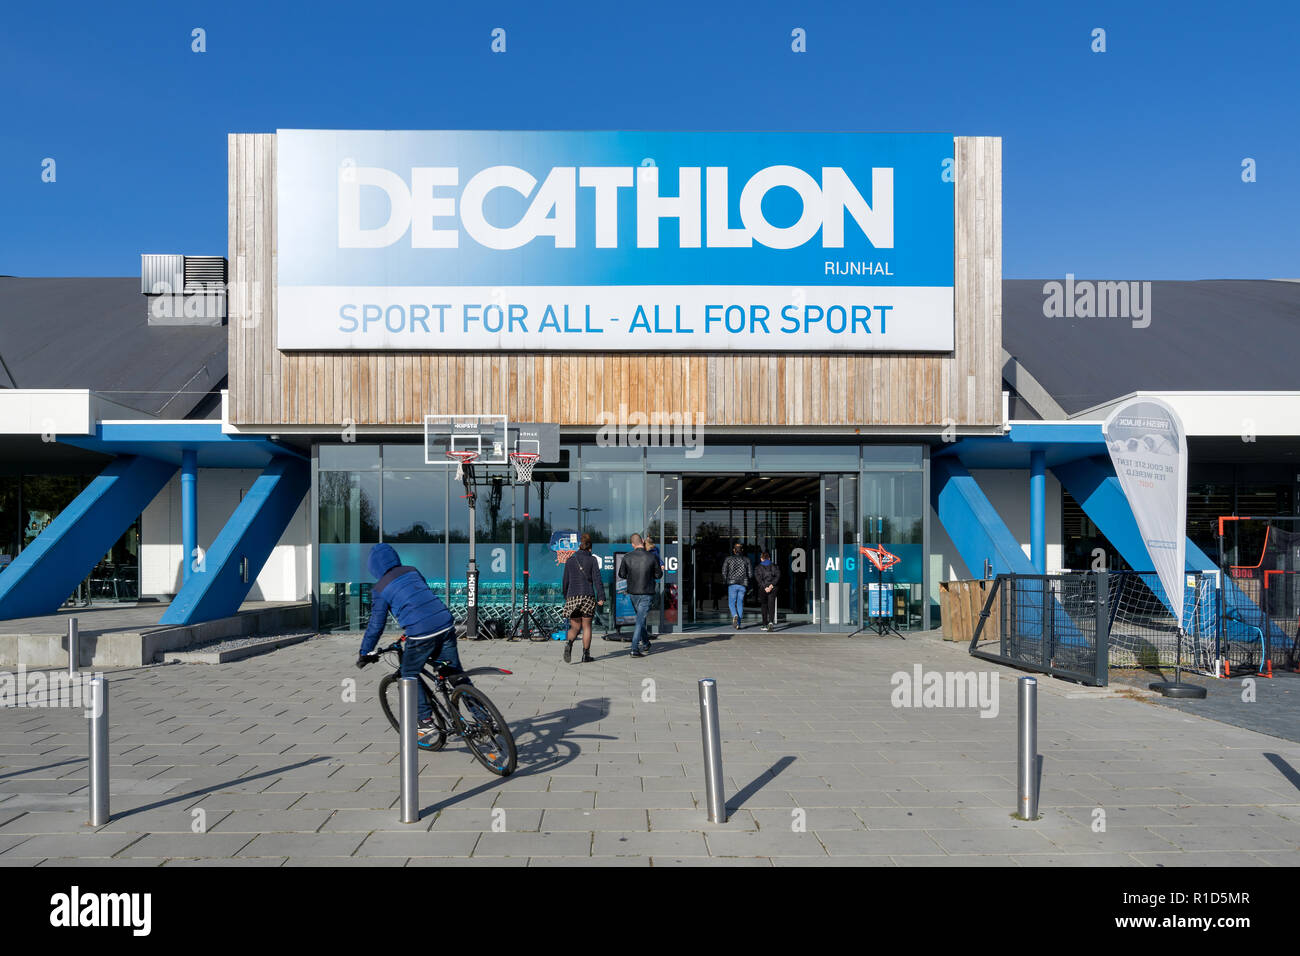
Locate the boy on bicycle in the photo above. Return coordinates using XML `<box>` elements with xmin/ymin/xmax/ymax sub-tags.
<box><xmin>356</xmin><ymin>542</ymin><xmax>462</xmax><ymax>747</ymax></box>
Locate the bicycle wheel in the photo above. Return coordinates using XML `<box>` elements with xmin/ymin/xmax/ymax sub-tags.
<box><xmin>450</xmin><ymin>685</ymin><xmax>516</xmax><ymax>776</ymax></box>
<box><xmin>378</xmin><ymin>673</ymin><xmax>447</xmax><ymax>751</ymax></box>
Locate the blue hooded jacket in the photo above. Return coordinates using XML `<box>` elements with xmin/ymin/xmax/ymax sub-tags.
<box><xmin>360</xmin><ymin>543</ymin><xmax>455</xmax><ymax>656</ymax></box>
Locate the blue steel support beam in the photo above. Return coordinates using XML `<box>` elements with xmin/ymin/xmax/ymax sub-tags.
<box><xmin>932</xmin><ymin>457</ymin><xmax>1037</xmax><ymax>577</ymax></box>
<box><xmin>158</xmin><ymin>456</ymin><xmax>309</xmax><ymax>626</ymax></box>
<box><xmin>181</xmin><ymin>448</ymin><xmax>198</xmax><ymax>584</ymax></box>
<box><xmin>0</xmin><ymin>455</ymin><xmax>178</xmax><ymax>620</ymax></box>
<box><xmin>934</xmin><ymin>457</ymin><xmax>1087</xmax><ymax>648</ymax></box>
<box><xmin>1050</xmin><ymin>456</ymin><xmax>1215</xmax><ymax>573</ymax></box>
<box><xmin>1029</xmin><ymin>449</ymin><xmax>1046</xmax><ymax>574</ymax></box>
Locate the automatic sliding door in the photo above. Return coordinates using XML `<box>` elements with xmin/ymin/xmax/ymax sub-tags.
<box><xmin>822</xmin><ymin>474</ymin><xmax>860</xmax><ymax>630</ymax></box>
<box><xmin>861</xmin><ymin>471</ymin><xmax>924</xmax><ymax>630</ymax></box>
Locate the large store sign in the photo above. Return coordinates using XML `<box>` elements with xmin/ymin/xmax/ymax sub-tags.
<box><xmin>276</xmin><ymin>130</ymin><xmax>955</xmax><ymax>352</ymax></box>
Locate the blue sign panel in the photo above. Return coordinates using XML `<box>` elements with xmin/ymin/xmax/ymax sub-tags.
<box><xmin>276</xmin><ymin>130</ymin><xmax>955</xmax><ymax>352</ymax></box>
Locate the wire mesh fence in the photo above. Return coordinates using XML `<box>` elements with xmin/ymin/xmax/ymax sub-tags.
<box><xmin>968</xmin><ymin>568</ymin><xmax>1300</xmax><ymax>681</ymax></box>
<box><xmin>969</xmin><ymin>573</ymin><xmax>1108</xmax><ymax>686</ymax></box>
<box><xmin>1106</xmin><ymin>571</ymin><xmax>1217</xmax><ymax>674</ymax></box>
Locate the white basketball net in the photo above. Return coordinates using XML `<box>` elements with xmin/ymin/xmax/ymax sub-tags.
<box><xmin>447</xmin><ymin>449</ymin><xmax>479</xmax><ymax>481</ymax></box>
<box><xmin>510</xmin><ymin>451</ymin><xmax>540</xmax><ymax>485</ymax></box>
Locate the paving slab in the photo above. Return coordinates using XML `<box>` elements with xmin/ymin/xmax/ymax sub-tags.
<box><xmin>1</xmin><ymin>631</ymin><xmax>1297</xmax><ymax>866</ymax></box>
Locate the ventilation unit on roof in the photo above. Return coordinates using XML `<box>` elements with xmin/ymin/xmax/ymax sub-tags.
<box><xmin>183</xmin><ymin>256</ymin><xmax>227</xmax><ymax>291</ymax></box>
<box><xmin>142</xmin><ymin>254</ymin><xmax>227</xmax><ymax>327</ymax></box>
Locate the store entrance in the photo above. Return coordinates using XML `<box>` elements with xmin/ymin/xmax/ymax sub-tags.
<box><xmin>680</xmin><ymin>474</ymin><xmax>817</xmax><ymax>629</ymax></box>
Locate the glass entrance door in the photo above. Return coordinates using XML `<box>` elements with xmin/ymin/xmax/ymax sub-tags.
<box><xmin>861</xmin><ymin>471</ymin><xmax>925</xmax><ymax>630</ymax></box>
<box><xmin>678</xmin><ymin>474</ymin><xmax>817</xmax><ymax>629</ymax></box>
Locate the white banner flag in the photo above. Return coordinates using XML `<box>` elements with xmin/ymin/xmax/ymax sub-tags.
<box><xmin>1103</xmin><ymin>398</ymin><xmax>1188</xmax><ymax>628</ymax></box>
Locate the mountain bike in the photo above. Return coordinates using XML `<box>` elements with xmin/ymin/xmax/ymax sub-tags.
<box><xmin>360</xmin><ymin>636</ymin><xmax>517</xmax><ymax>776</ymax></box>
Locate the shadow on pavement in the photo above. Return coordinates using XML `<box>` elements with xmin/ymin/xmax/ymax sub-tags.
<box><xmin>1264</xmin><ymin>752</ymin><xmax>1300</xmax><ymax>793</ymax></box>
<box><xmin>108</xmin><ymin>756</ymin><xmax>333</xmax><ymax>818</ymax></box>
<box><xmin>423</xmin><ymin>697</ymin><xmax>615</xmax><ymax>815</ymax></box>
<box><xmin>727</xmin><ymin>755</ymin><xmax>796</xmax><ymax>812</ymax></box>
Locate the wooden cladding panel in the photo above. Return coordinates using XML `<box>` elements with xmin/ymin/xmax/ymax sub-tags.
<box><xmin>228</xmin><ymin>135</ymin><xmax>1001</xmax><ymax>429</ymax></box>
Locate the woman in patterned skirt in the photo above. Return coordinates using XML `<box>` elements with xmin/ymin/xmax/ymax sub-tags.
<box><xmin>562</xmin><ymin>533</ymin><xmax>604</xmax><ymax>663</ymax></box>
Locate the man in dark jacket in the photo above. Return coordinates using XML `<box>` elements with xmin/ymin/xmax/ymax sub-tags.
<box><xmin>618</xmin><ymin>537</ymin><xmax>663</xmax><ymax>657</ymax></box>
<box><xmin>754</xmin><ymin>551</ymin><xmax>780</xmax><ymax>631</ymax></box>
<box><xmin>356</xmin><ymin>542</ymin><xmax>459</xmax><ymax>747</ymax></box>
<box><xmin>722</xmin><ymin>542</ymin><xmax>752</xmax><ymax>630</ymax></box>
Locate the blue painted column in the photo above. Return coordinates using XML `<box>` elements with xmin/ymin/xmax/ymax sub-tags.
<box><xmin>1029</xmin><ymin>449</ymin><xmax>1046</xmax><ymax>574</ymax></box>
<box><xmin>181</xmin><ymin>449</ymin><xmax>198</xmax><ymax>584</ymax></box>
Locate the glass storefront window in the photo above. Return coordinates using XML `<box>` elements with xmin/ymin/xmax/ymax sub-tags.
<box><xmin>861</xmin><ymin>446</ymin><xmax>923</xmax><ymax>468</ymax></box>
<box><xmin>312</xmin><ymin>440</ymin><xmax>931</xmax><ymax>635</ymax></box>
<box><xmin>320</xmin><ymin>445</ymin><xmax>380</xmax><ymax>470</ymax></box>
<box><xmin>319</xmin><ymin>471</ymin><xmax>379</xmax><ymax>544</ymax></box>
<box><xmin>579</xmin><ymin>471</ymin><xmax>645</xmax><ymax>545</ymax></box>
<box><xmin>861</xmin><ymin>471</ymin><xmax>924</xmax><ymax>629</ymax></box>
<box><xmin>382</xmin><ymin>471</ymin><xmax>445</xmax><ymax>542</ymax></box>
<box><xmin>579</xmin><ymin>445</ymin><xmax>644</xmax><ymax>470</ymax></box>
<box><xmin>648</xmin><ymin>444</ymin><xmax>751</xmax><ymax>472</ymax></box>
<box><xmin>521</xmin><ymin>475</ymin><xmax>579</xmax><ymax>616</ymax></box>
<box><xmin>382</xmin><ymin>444</ymin><xmax>439</xmax><ymax>469</ymax></box>
<box><xmin>0</xmin><ymin>473</ymin><xmax>141</xmax><ymax>605</ymax></box>
<box><xmin>319</xmin><ymin>469</ymin><xmax>380</xmax><ymax>630</ymax></box>
<box><xmin>755</xmin><ymin>445</ymin><xmax>858</xmax><ymax>471</ymax></box>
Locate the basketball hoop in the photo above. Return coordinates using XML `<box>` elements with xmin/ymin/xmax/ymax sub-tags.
<box><xmin>509</xmin><ymin>451</ymin><xmax>540</xmax><ymax>485</ymax></box>
<box><xmin>554</xmin><ymin>549</ymin><xmax>576</xmax><ymax>567</ymax></box>
<box><xmin>446</xmin><ymin>449</ymin><xmax>479</xmax><ymax>482</ymax></box>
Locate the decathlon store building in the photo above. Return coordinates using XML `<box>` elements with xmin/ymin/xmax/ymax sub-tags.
<box><xmin>218</xmin><ymin>130</ymin><xmax>1003</xmax><ymax>635</ymax></box>
<box><xmin>3</xmin><ymin>130</ymin><xmax>1298</xmax><ymax>652</ymax></box>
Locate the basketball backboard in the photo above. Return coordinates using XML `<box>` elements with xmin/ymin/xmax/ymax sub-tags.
<box><xmin>512</xmin><ymin>422</ymin><xmax>560</xmax><ymax>463</ymax></box>
<box><xmin>424</xmin><ymin>414</ymin><xmax>509</xmax><ymax>465</ymax></box>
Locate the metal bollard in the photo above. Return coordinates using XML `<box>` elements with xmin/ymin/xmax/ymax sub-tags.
<box><xmin>399</xmin><ymin>678</ymin><xmax>419</xmax><ymax>823</ymax></box>
<box><xmin>88</xmin><ymin>677</ymin><xmax>109</xmax><ymax>826</ymax></box>
<box><xmin>68</xmin><ymin>618</ymin><xmax>79</xmax><ymax>676</ymax></box>
<box><xmin>1016</xmin><ymin>676</ymin><xmax>1038</xmax><ymax>820</ymax></box>
<box><xmin>698</xmin><ymin>679</ymin><xmax>727</xmax><ymax>823</ymax></box>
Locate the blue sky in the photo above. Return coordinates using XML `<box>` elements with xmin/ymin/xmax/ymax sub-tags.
<box><xmin>2</xmin><ymin>0</ymin><xmax>1296</xmax><ymax>279</ymax></box>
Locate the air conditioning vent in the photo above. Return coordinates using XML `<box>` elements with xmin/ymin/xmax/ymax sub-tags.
<box><xmin>142</xmin><ymin>254</ymin><xmax>228</xmax><ymax>326</ymax></box>
<box><xmin>184</xmin><ymin>256</ymin><xmax>227</xmax><ymax>291</ymax></box>
<box><xmin>141</xmin><ymin>254</ymin><xmax>184</xmax><ymax>294</ymax></box>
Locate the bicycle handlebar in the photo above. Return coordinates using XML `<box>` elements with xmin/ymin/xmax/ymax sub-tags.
<box><xmin>356</xmin><ymin>641</ymin><xmax>511</xmax><ymax>676</ymax></box>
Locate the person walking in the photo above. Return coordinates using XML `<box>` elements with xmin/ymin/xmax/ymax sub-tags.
<box><xmin>643</xmin><ymin>534</ymin><xmax>663</xmax><ymax>640</ymax></box>
<box><xmin>562</xmin><ymin>533</ymin><xmax>604</xmax><ymax>663</ymax></box>
<box><xmin>618</xmin><ymin>534</ymin><xmax>662</xmax><ymax>657</ymax></box>
<box><xmin>722</xmin><ymin>542</ymin><xmax>752</xmax><ymax>630</ymax></box>
<box><xmin>754</xmin><ymin>550</ymin><xmax>780</xmax><ymax>631</ymax></box>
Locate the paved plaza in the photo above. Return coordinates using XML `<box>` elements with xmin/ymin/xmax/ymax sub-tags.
<box><xmin>1</xmin><ymin>630</ymin><xmax>1298</xmax><ymax>866</ymax></box>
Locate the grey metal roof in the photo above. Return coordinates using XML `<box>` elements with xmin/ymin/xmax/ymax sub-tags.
<box><xmin>0</xmin><ymin>277</ymin><xmax>227</xmax><ymax>418</ymax></box>
<box><xmin>1003</xmin><ymin>279</ymin><xmax>1300</xmax><ymax>415</ymax></box>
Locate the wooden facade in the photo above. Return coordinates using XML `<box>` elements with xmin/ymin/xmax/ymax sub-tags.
<box><xmin>228</xmin><ymin>134</ymin><xmax>1001</xmax><ymax>430</ymax></box>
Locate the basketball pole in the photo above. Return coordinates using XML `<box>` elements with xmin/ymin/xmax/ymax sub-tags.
<box><xmin>512</xmin><ymin>475</ymin><xmax>531</xmax><ymax>640</ymax></box>
<box><xmin>510</xmin><ymin>461</ymin><xmax>545</xmax><ymax>641</ymax></box>
<box><xmin>463</xmin><ymin>463</ymin><xmax>480</xmax><ymax>642</ymax></box>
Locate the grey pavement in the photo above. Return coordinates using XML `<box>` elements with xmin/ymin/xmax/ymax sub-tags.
<box><xmin>1111</xmin><ymin>668</ymin><xmax>1300</xmax><ymax>743</ymax></box>
<box><xmin>0</xmin><ymin>630</ymin><xmax>1298</xmax><ymax>866</ymax></box>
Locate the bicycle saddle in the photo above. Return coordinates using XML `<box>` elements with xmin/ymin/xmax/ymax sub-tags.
<box><xmin>432</xmin><ymin>660</ymin><xmax>466</xmax><ymax>679</ymax></box>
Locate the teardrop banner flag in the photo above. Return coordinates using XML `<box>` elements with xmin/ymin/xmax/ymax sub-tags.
<box><xmin>1102</xmin><ymin>397</ymin><xmax>1188</xmax><ymax>628</ymax></box>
